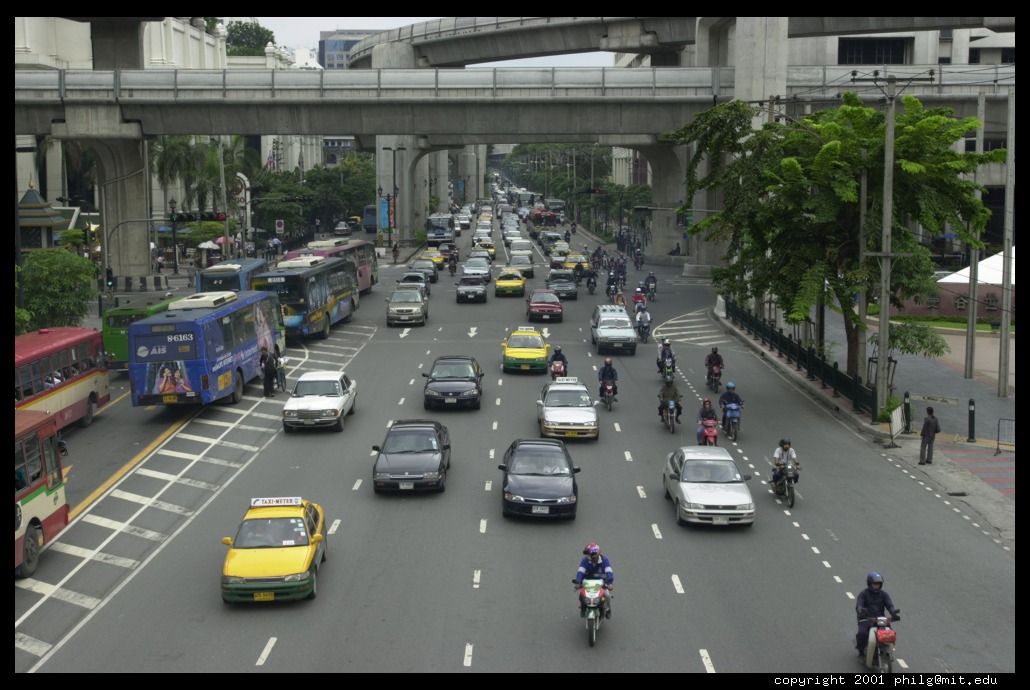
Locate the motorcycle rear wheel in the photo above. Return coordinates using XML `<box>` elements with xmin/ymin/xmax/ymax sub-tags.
<box><xmin>729</xmin><ymin>419</ymin><xmax>738</xmax><ymax>441</ymax></box>
<box><xmin>604</xmin><ymin>396</ymin><xmax>613</xmax><ymax>412</ymax></box>
<box><xmin>786</xmin><ymin>482</ymin><xmax>796</xmax><ymax>508</ymax></box>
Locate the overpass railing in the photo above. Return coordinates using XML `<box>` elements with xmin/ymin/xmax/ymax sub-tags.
<box><xmin>15</xmin><ymin>64</ymin><xmax>1014</xmax><ymax>103</ymax></box>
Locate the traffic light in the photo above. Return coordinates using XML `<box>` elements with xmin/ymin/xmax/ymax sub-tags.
<box><xmin>105</xmin><ymin>267</ymin><xmax>114</xmax><ymax>288</ymax></box>
<box><xmin>182</xmin><ymin>212</ymin><xmax>197</xmax><ymax>222</ymax></box>
<box><xmin>169</xmin><ymin>213</ymin><xmax>180</xmax><ymax>223</ymax></box>
<box><xmin>199</xmin><ymin>212</ymin><xmax>227</xmax><ymax>222</ymax></box>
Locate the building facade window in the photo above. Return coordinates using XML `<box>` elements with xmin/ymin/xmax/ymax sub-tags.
<box><xmin>838</xmin><ymin>38</ymin><xmax>908</xmax><ymax>65</ymax></box>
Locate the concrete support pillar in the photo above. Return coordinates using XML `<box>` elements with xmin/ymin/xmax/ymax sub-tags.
<box><xmin>87</xmin><ymin>18</ymin><xmax>147</xmax><ymax>70</ymax></box>
<box><xmin>456</xmin><ymin>151</ymin><xmax>478</xmax><ymax>209</ymax></box>
<box><xmin>733</xmin><ymin>17</ymin><xmax>788</xmax><ymax>106</ymax></box>
<box><xmin>428</xmin><ymin>150</ymin><xmax>449</xmax><ymax>214</ymax></box>
<box><xmin>637</xmin><ymin>144</ymin><xmax>688</xmax><ymax>258</ymax></box>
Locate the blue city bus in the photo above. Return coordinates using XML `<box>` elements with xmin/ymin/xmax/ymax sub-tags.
<box><xmin>362</xmin><ymin>204</ymin><xmax>378</xmax><ymax>233</ymax></box>
<box><xmin>196</xmin><ymin>257</ymin><xmax>269</xmax><ymax>293</ymax></box>
<box><xmin>251</xmin><ymin>256</ymin><xmax>357</xmax><ymax>339</ymax></box>
<box><xmin>128</xmin><ymin>291</ymin><xmax>286</xmax><ymax>407</ymax></box>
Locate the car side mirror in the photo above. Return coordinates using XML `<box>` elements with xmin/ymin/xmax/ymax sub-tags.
<box><xmin>221</xmin><ymin>537</ymin><xmax>233</xmax><ymax>546</ymax></box>
<box><xmin>422</xmin><ymin>373</ymin><xmax>429</xmax><ymax>378</ymax></box>
<box><xmin>573</xmin><ymin>466</ymin><xmax>582</xmax><ymax>473</ymax></box>
<box><xmin>311</xmin><ymin>533</ymin><xmax>324</xmax><ymax>544</ymax></box>
<box><xmin>443</xmin><ymin>444</ymin><xmax>451</xmax><ymax>451</ymax></box>
<box><xmin>536</xmin><ymin>400</ymin><xmax>543</xmax><ymax>406</ymax></box>
<box><xmin>669</xmin><ymin>472</ymin><xmax>679</xmax><ymax>481</ymax></box>
<box><xmin>372</xmin><ymin>445</ymin><xmax>381</xmax><ymax>452</ymax></box>
<box><xmin>742</xmin><ymin>474</ymin><xmax>752</xmax><ymax>481</ymax></box>
<box><xmin>497</xmin><ymin>464</ymin><xmax>507</xmax><ymax>471</ymax></box>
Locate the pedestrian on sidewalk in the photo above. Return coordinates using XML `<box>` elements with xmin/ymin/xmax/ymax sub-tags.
<box><xmin>919</xmin><ymin>406</ymin><xmax>941</xmax><ymax>465</ymax></box>
<box><xmin>187</xmin><ymin>262</ymin><xmax>197</xmax><ymax>287</ymax></box>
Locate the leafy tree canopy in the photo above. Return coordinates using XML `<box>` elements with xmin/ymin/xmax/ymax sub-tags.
<box><xmin>20</xmin><ymin>249</ymin><xmax>97</xmax><ymax>333</ymax></box>
<box><xmin>664</xmin><ymin>93</ymin><xmax>1005</xmax><ymax>375</ymax></box>
<box><xmin>226</xmin><ymin>21</ymin><xmax>276</xmax><ymax>57</ymax></box>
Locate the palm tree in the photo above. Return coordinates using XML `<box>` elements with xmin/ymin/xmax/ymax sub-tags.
<box><xmin>149</xmin><ymin>135</ymin><xmax>203</xmax><ymax>213</ymax></box>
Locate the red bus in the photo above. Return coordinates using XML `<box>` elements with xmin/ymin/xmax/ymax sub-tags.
<box><xmin>15</xmin><ymin>327</ymin><xmax>111</xmax><ymax>431</ymax></box>
<box><xmin>15</xmin><ymin>408</ymin><xmax>69</xmax><ymax>577</ymax></box>
<box><xmin>285</xmin><ymin>238</ymin><xmax>379</xmax><ymax>295</ymax></box>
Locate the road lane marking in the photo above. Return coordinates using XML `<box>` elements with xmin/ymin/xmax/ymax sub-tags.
<box><xmin>473</xmin><ymin>570</ymin><xmax>481</xmax><ymax>589</ymax></box>
<box><xmin>256</xmin><ymin>637</ymin><xmax>276</xmax><ymax>666</ymax></box>
<box><xmin>651</xmin><ymin>524</ymin><xmax>663</xmax><ymax>540</ymax></box>
<box><xmin>671</xmin><ymin>574</ymin><xmax>684</xmax><ymax>593</ymax></box>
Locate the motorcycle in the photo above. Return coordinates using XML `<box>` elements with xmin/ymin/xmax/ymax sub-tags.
<box><xmin>276</xmin><ymin>356</ymin><xmax>289</xmax><ymax>392</ymax></box>
<box><xmin>659</xmin><ymin>356</ymin><xmax>676</xmax><ymax>379</ymax></box>
<box><xmin>637</xmin><ymin>321</ymin><xmax>651</xmax><ymax>344</ymax></box>
<box><xmin>634</xmin><ymin>254</ymin><xmax>644</xmax><ymax>270</ymax></box>
<box><xmin>448</xmin><ymin>261</ymin><xmax>457</xmax><ymax>277</ymax></box>
<box><xmin>645</xmin><ymin>283</ymin><xmax>657</xmax><ymax>302</ymax></box>
<box><xmin>550</xmin><ymin>360</ymin><xmax>567</xmax><ymax>381</ymax></box>
<box><xmin>586</xmin><ymin>276</ymin><xmax>597</xmax><ymax>295</ymax></box>
<box><xmin>574</xmin><ymin>578</ymin><xmax>611</xmax><ymax>647</ymax></box>
<box><xmin>707</xmin><ymin>364</ymin><xmax>722</xmax><ymax>393</ymax></box>
<box><xmin>601</xmin><ymin>379</ymin><xmax>616</xmax><ymax>412</ymax></box>
<box><xmin>660</xmin><ymin>398</ymin><xmax>678</xmax><ymax>434</ymax></box>
<box><xmin>859</xmin><ymin>615</ymin><xmax>899</xmax><ymax>673</ymax></box>
<box><xmin>771</xmin><ymin>456</ymin><xmax>800</xmax><ymax>508</ymax></box>
<box><xmin>606</xmin><ymin>284</ymin><xmax>619</xmax><ymax>303</ymax></box>
<box><xmin>722</xmin><ymin>402</ymin><xmax>742</xmax><ymax>441</ymax></box>
<box><xmin>700</xmin><ymin>418</ymin><xmax>720</xmax><ymax>446</ymax></box>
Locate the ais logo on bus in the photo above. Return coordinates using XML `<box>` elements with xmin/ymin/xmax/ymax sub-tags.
<box><xmin>138</xmin><ymin>344</ymin><xmax>168</xmax><ymax>358</ymax></box>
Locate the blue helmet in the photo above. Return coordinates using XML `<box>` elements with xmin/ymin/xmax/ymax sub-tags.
<box><xmin>867</xmin><ymin>571</ymin><xmax>884</xmax><ymax>587</ymax></box>
<box><xmin>726</xmin><ymin>381</ymin><xmax>735</xmax><ymax>390</ymax></box>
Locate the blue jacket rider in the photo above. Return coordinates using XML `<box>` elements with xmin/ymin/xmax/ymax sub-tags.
<box><xmin>550</xmin><ymin>346</ymin><xmax>568</xmax><ymax>373</ymax></box>
<box><xmin>597</xmin><ymin>357</ymin><xmax>619</xmax><ymax>399</ymax></box>
<box><xmin>574</xmin><ymin>543</ymin><xmax>614</xmax><ymax>618</ymax></box>
<box><xmin>718</xmin><ymin>382</ymin><xmax>743</xmax><ymax>428</ymax></box>
<box><xmin>855</xmin><ymin>572</ymin><xmax>900</xmax><ymax>657</ymax></box>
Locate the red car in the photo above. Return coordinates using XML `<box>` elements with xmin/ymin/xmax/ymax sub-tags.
<box><xmin>526</xmin><ymin>289</ymin><xmax>564</xmax><ymax>323</ymax></box>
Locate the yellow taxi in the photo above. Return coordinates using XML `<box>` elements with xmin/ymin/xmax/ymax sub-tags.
<box><xmin>563</xmin><ymin>254</ymin><xmax>590</xmax><ymax>270</ymax></box>
<box><xmin>501</xmin><ymin>326</ymin><xmax>550</xmax><ymax>373</ymax></box>
<box><xmin>494</xmin><ymin>270</ymin><xmax>527</xmax><ymax>297</ymax></box>
<box><xmin>220</xmin><ymin>497</ymin><xmax>327</xmax><ymax>603</ymax></box>
<box><xmin>420</xmin><ymin>249</ymin><xmax>445</xmax><ymax>267</ymax></box>
<box><xmin>474</xmin><ymin>238</ymin><xmax>497</xmax><ymax>260</ymax></box>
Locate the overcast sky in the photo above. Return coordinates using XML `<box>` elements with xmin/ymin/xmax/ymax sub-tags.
<box><xmin>255</xmin><ymin>17</ymin><xmax>614</xmax><ymax>67</ymax></box>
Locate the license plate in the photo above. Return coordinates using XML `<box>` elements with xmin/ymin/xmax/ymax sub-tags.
<box><xmin>504</xmin><ymin>290</ymin><xmax>513</xmax><ymax>294</ymax></box>
<box><xmin>445</xmin><ymin>397</ymin><xmax>457</xmax><ymax>403</ymax></box>
<box><xmin>304</xmin><ymin>420</ymin><xmax>316</xmax><ymax>425</ymax></box>
<box><xmin>162</xmin><ymin>395</ymin><xmax>177</xmax><ymax>403</ymax></box>
<box><xmin>713</xmin><ymin>516</ymin><xmax>729</xmax><ymax>525</ymax></box>
<box><xmin>400</xmin><ymin>316</ymin><xmax>410</xmax><ymax>321</ymax></box>
<box><xmin>613</xmin><ymin>343</ymin><xmax>622</xmax><ymax>348</ymax></box>
<box><xmin>399</xmin><ymin>482</ymin><xmax>415</xmax><ymax>490</ymax></box>
<box><xmin>542</xmin><ymin>315</ymin><xmax>550</xmax><ymax>319</ymax></box>
<box><xmin>254</xmin><ymin>592</ymin><xmax>275</xmax><ymax>602</ymax></box>
<box><xmin>531</xmin><ymin>506</ymin><xmax>550</xmax><ymax>515</ymax></box>
<box><xmin>521</xmin><ymin>364</ymin><xmax>530</xmax><ymax>370</ymax></box>
<box><xmin>566</xmin><ymin>432</ymin><xmax>579</xmax><ymax>437</ymax></box>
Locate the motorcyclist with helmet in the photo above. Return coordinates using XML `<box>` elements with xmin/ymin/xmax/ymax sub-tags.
<box><xmin>771</xmin><ymin>437</ymin><xmax>801</xmax><ymax>485</ymax></box>
<box><xmin>447</xmin><ymin>252</ymin><xmax>458</xmax><ymax>276</ymax></box>
<box><xmin>855</xmin><ymin>572</ymin><xmax>900</xmax><ymax>658</ymax></box>
<box><xmin>657</xmin><ymin>375</ymin><xmax>683</xmax><ymax>424</ymax></box>
<box><xmin>635</xmin><ymin>304</ymin><xmax>652</xmax><ymax>338</ymax></box>
<box><xmin>572</xmin><ymin>543</ymin><xmax>614</xmax><ymax>618</ymax></box>
<box><xmin>597</xmin><ymin>357</ymin><xmax>619</xmax><ymax>401</ymax></box>
<box><xmin>718</xmin><ymin>381</ymin><xmax>743</xmax><ymax>430</ymax></box>
<box><xmin>632</xmin><ymin>286</ymin><xmax>647</xmax><ymax>310</ymax></box>
<box><xmin>705</xmin><ymin>346</ymin><xmax>724</xmax><ymax>386</ymax></box>
<box><xmin>644</xmin><ymin>271</ymin><xmax>658</xmax><ymax>298</ymax></box>
<box><xmin>656</xmin><ymin>338</ymin><xmax>676</xmax><ymax>375</ymax></box>
<box><xmin>549</xmin><ymin>345</ymin><xmax>569</xmax><ymax>375</ymax></box>
<box><xmin>696</xmin><ymin>398</ymin><xmax>718</xmax><ymax>444</ymax></box>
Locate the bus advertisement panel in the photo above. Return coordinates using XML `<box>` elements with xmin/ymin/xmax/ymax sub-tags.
<box><xmin>196</xmin><ymin>257</ymin><xmax>269</xmax><ymax>293</ymax></box>
<box><xmin>128</xmin><ymin>291</ymin><xmax>286</xmax><ymax>407</ymax></box>
<box><xmin>15</xmin><ymin>327</ymin><xmax>111</xmax><ymax>431</ymax></box>
<box><xmin>15</xmin><ymin>409</ymin><xmax>69</xmax><ymax>577</ymax></box>
<box><xmin>102</xmin><ymin>294</ymin><xmax>186</xmax><ymax>370</ymax></box>
<box><xmin>252</xmin><ymin>256</ymin><xmax>356</xmax><ymax>339</ymax></box>
<box><xmin>284</xmin><ymin>238</ymin><xmax>378</xmax><ymax>295</ymax></box>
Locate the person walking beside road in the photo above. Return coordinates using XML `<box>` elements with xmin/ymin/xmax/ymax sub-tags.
<box><xmin>392</xmin><ymin>240</ymin><xmax>400</xmax><ymax>264</ymax></box>
<box><xmin>919</xmin><ymin>406</ymin><xmax>941</xmax><ymax>465</ymax></box>
<box><xmin>187</xmin><ymin>262</ymin><xmax>197</xmax><ymax>287</ymax></box>
<box><xmin>260</xmin><ymin>347</ymin><xmax>278</xmax><ymax>398</ymax></box>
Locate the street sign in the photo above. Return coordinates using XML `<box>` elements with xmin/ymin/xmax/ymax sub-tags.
<box><xmin>275</xmin><ymin>219</ymin><xmax>284</xmax><ymax>232</ymax></box>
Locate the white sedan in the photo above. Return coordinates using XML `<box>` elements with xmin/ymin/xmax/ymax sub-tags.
<box><xmin>282</xmin><ymin>370</ymin><xmax>357</xmax><ymax>433</ymax></box>
<box><xmin>662</xmin><ymin>446</ymin><xmax>755</xmax><ymax>527</ymax></box>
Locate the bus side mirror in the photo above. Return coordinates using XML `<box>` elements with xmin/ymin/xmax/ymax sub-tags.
<box><xmin>58</xmin><ymin>440</ymin><xmax>68</xmax><ymax>457</ymax></box>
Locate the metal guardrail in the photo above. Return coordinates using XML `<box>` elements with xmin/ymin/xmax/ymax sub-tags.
<box><xmin>725</xmin><ymin>299</ymin><xmax>879</xmax><ymax>421</ymax></box>
<box><xmin>996</xmin><ymin>418</ymin><xmax>1015</xmax><ymax>456</ymax></box>
<box><xmin>14</xmin><ymin>65</ymin><xmax>1015</xmax><ymax>103</ymax></box>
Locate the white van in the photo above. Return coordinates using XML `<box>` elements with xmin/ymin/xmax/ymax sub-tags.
<box><xmin>509</xmin><ymin>239</ymin><xmax>533</xmax><ymax>258</ymax></box>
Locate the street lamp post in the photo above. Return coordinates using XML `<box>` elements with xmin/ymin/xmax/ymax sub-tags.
<box><xmin>167</xmin><ymin>198</ymin><xmax>179</xmax><ymax>274</ymax></box>
<box><xmin>381</xmin><ymin>146</ymin><xmax>407</xmax><ymax>241</ymax></box>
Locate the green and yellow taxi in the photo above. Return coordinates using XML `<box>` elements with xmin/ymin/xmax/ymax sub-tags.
<box><xmin>550</xmin><ymin>241</ymin><xmax>572</xmax><ymax>257</ymax></box>
<box><xmin>475</xmin><ymin>238</ymin><xmax>497</xmax><ymax>260</ymax></box>
<box><xmin>495</xmin><ymin>270</ymin><xmax>527</xmax><ymax>297</ymax></box>
<box><xmin>220</xmin><ymin>497</ymin><xmax>327</xmax><ymax>603</ymax></box>
<box><xmin>563</xmin><ymin>253</ymin><xmax>590</xmax><ymax>271</ymax></box>
<box><xmin>420</xmin><ymin>249</ymin><xmax>445</xmax><ymax>267</ymax></box>
<box><xmin>501</xmin><ymin>326</ymin><xmax>550</xmax><ymax>373</ymax></box>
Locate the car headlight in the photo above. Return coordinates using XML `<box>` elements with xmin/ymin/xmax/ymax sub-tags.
<box><xmin>684</xmin><ymin>502</ymin><xmax>704</xmax><ymax>510</ymax></box>
<box><xmin>459</xmin><ymin>389</ymin><xmax>478</xmax><ymax>397</ymax></box>
<box><xmin>503</xmin><ymin>492</ymin><xmax>523</xmax><ymax>502</ymax></box>
<box><xmin>425</xmin><ymin>389</ymin><xmax>443</xmax><ymax>397</ymax></box>
<box><xmin>283</xmin><ymin>571</ymin><xmax>311</xmax><ymax>583</ymax></box>
<box><xmin>323</xmin><ymin>409</ymin><xmax>339</xmax><ymax>417</ymax></box>
<box><xmin>556</xmin><ymin>495</ymin><xmax>577</xmax><ymax>504</ymax></box>
<box><xmin>373</xmin><ymin>472</ymin><xmax>390</xmax><ymax>480</ymax></box>
<box><xmin>739</xmin><ymin>503</ymin><xmax>755</xmax><ymax>511</ymax></box>
<box><xmin>423</xmin><ymin>471</ymin><xmax>441</xmax><ymax>480</ymax></box>
<box><xmin>283</xmin><ymin>410</ymin><xmax>298</xmax><ymax>418</ymax></box>
<box><xmin>222</xmin><ymin>576</ymin><xmax>246</xmax><ymax>584</ymax></box>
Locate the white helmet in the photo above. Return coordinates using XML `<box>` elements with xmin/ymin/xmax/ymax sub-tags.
<box><xmin>636</xmin><ymin>287</ymin><xmax>642</xmax><ymax>293</ymax></box>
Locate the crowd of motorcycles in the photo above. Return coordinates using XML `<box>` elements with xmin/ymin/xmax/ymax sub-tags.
<box><xmin>543</xmin><ymin>236</ymin><xmax>890</xmax><ymax>665</ymax></box>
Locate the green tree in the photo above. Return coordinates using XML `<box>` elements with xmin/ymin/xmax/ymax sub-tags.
<box><xmin>226</xmin><ymin>21</ymin><xmax>276</xmax><ymax>57</ymax></box>
<box><xmin>20</xmin><ymin>249</ymin><xmax>97</xmax><ymax>333</ymax></box>
<box><xmin>665</xmin><ymin>93</ymin><xmax>1004</xmax><ymax>377</ymax></box>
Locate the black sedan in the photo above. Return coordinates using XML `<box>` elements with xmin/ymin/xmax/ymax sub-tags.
<box><xmin>498</xmin><ymin>439</ymin><xmax>580</xmax><ymax>519</ymax></box>
<box><xmin>422</xmin><ymin>355</ymin><xmax>484</xmax><ymax>410</ymax></box>
<box><xmin>372</xmin><ymin>420</ymin><xmax>451</xmax><ymax>493</ymax></box>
